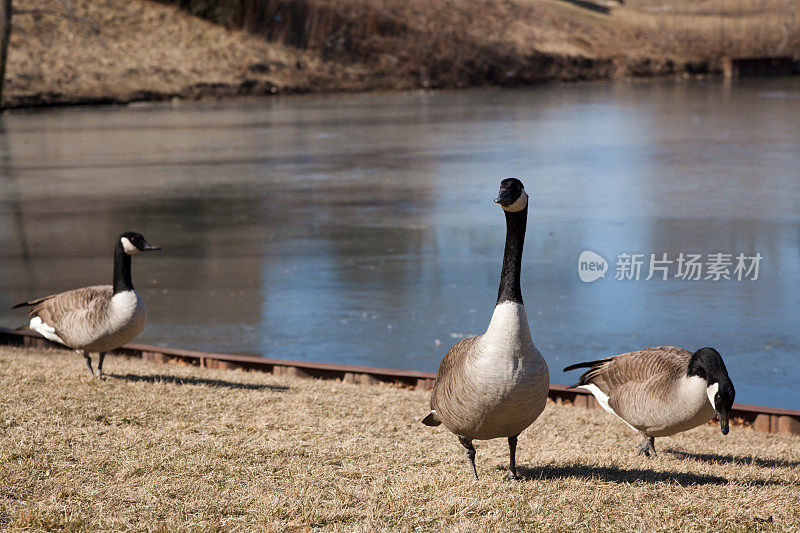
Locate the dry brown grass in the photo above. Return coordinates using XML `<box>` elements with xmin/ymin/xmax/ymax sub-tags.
<box><xmin>618</xmin><ymin>0</ymin><xmax>800</xmax><ymax>58</ymax></box>
<box><xmin>1</xmin><ymin>346</ymin><xmax>799</xmax><ymax>531</ymax></box>
<box><xmin>6</xmin><ymin>0</ymin><xmax>800</xmax><ymax>107</ymax></box>
<box><xmin>6</xmin><ymin>0</ymin><xmax>369</xmax><ymax>106</ymax></box>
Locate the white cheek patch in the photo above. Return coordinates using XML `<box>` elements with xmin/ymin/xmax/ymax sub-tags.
<box><xmin>501</xmin><ymin>190</ymin><xmax>528</xmax><ymax>212</ymax></box>
<box><xmin>121</xmin><ymin>237</ymin><xmax>139</xmax><ymax>255</ymax></box>
<box><xmin>706</xmin><ymin>382</ymin><xmax>719</xmax><ymax>406</ymax></box>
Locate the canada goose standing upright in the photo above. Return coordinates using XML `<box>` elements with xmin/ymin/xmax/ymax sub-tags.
<box><xmin>563</xmin><ymin>346</ymin><xmax>735</xmax><ymax>457</ymax></box>
<box><xmin>422</xmin><ymin>178</ymin><xmax>550</xmax><ymax>480</ymax></box>
<box><xmin>13</xmin><ymin>232</ymin><xmax>160</xmax><ymax>377</ymax></box>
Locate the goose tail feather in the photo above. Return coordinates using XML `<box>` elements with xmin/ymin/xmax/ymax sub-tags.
<box><xmin>562</xmin><ymin>356</ymin><xmax>614</xmax><ymax>374</ymax></box>
<box><xmin>563</xmin><ymin>361</ymin><xmax>593</xmax><ymax>372</ymax></box>
<box><xmin>421</xmin><ymin>410</ymin><xmax>442</xmax><ymax>427</ymax></box>
<box><xmin>12</xmin><ymin>295</ymin><xmax>53</xmax><ymax>310</ymax></box>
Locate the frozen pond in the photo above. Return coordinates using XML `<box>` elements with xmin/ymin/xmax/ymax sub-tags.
<box><xmin>1</xmin><ymin>78</ymin><xmax>798</xmax><ymax>408</ymax></box>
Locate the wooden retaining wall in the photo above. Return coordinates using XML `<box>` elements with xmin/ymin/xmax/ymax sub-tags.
<box><xmin>1</xmin><ymin>327</ymin><xmax>798</xmax><ymax>436</ymax></box>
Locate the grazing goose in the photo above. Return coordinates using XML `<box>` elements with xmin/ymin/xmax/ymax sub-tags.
<box><xmin>422</xmin><ymin>178</ymin><xmax>550</xmax><ymax>480</ymax></box>
<box><xmin>563</xmin><ymin>346</ymin><xmax>735</xmax><ymax>457</ymax></box>
<box><xmin>12</xmin><ymin>232</ymin><xmax>160</xmax><ymax>377</ymax></box>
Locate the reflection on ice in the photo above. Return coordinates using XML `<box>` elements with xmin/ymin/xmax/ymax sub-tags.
<box><xmin>0</xmin><ymin>79</ymin><xmax>798</xmax><ymax>408</ymax></box>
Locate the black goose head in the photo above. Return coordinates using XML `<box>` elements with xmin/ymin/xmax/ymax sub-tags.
<box><xmin>687</xmin><ymin>347</ymin><xmax>735</xmax><ymax>435</ymax></box>
<box><xmin>119</xmin><ymin>232</ymin><xmax>161</xmax><ymax>255</ymax></box>
<box><xmin>495</xmin><ymin>178</ymin><xmax>528</xmax><ymax>212</ymax></box>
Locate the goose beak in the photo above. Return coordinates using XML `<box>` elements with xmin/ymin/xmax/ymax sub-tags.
<box><xmin>495</xmin><ymin>189</ymin><xmax>512</xmax><ymax>206</ymax></box>
<box><xmin>143</xmin><ymin>242</ymin><xmax>161</xmax><ymax>251</ymax></box>
<box><xmin>717</xmin><ymin>410</ymin><xmax>730</xmax><ymax>435</ymax></box>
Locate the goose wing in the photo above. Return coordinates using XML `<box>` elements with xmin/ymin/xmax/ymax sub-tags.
<box><xmin>571</xmin><ymin>346</ymin><xmax>692</xmax><ymax>426</ymax></box>
<box><xmin>429</xmin><ymin>335</ymin><xmax>481</xmax><ymax>410</ymax></box>
<box><xmin>15</xmin><ymin>285</ymin><xmax>113</xmax><ymax>346</ymax></box>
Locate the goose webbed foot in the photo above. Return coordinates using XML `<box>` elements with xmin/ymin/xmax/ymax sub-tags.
<box><xmin>458</xmin><ymin>436</ymin><xmax>479</xmax><ymax>480</ymax></box>
<box><xmin>637</xmin><ymin>436</ymin><xmax>657</xmax><ymax>458</ymax></box>
<box><xmin>506</xmin><ymin>434</ymin><xmax>521</xmax><ymax>480</ymax></box>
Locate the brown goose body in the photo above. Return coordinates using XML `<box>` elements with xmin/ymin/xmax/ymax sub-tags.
<box><xmin>571</xmin><ymin>346</ymin><xmax>716</xmax><ymax>438</ymax></box>
<box><xmin>422</xmin><ymin>178</ymin><xmax>550</xmax><ymax>480</ymax></box>
<box><xmin>430</xmin><ymin>302</ymin><xmax>549</xmax><ymax>440</ymax></box>
<box><xmin>19</xmin><ymin>285</ymin><xmax>147</xmax><ymax>353</ymax></box>
<box><xmin>13</xmin><ymin>232</ymin><xmax>159</xmax><ymax>377</ymax></box>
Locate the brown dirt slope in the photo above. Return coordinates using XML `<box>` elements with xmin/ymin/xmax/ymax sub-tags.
<box><xmin>1</xmin><ymin>345</ymin><xmax>799</xmax><ymax>530</ymax></box>
<box><xmin>7</xmin><ymin>0</ymin><xmax>800</xmax><ymax>107</ymax></box>
<box><xmin>6</xmin><ymin>0</ymin><xmax>800</xmax><ymax>107</ymax></box>
<box><xmin>6</xmin><ymin>0</ymin><xmax>369</xmax><ymax>107</ymax></box>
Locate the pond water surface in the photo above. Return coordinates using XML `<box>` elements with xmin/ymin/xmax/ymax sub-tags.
<box><xmin>0</xmin><ymin>78</ymin><xmax>798</xmax><ymax>409</ymax></box>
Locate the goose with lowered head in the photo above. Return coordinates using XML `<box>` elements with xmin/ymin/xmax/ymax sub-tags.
<box><xmin>563</xmin><ymin>346</ymin><xmax>735</xmax><ymax>457</ymax></box>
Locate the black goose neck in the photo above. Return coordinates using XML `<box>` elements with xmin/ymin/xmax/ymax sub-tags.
<box><xmin>113</xmin><ymin>242</ymin><xmax>134</xmax><ymax>294</ymax></box>
<box><xmin>496</xmin><ymin>205</ymin><xmax>527</xmax><ymax>305</ymax></box>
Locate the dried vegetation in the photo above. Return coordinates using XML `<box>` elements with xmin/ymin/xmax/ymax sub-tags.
<box><xmin>1</xmin><ymin>346</ymin><xmax>799</xmax><ymax>530</ymax></box>
<box><xmin>5</xmin><ymin>0</ymin><xmax>800</xmax><ymax>106</ymax></box>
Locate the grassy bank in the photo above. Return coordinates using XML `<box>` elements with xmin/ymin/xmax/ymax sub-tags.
<box><xmin>1</xmin><ymin>346</ymin><xmax>798</xmax><ymax>530</ymax></box>
<box><xmin>5</xmin><ymin>0</ymin><xmax>800</xmax><ymax>107</ymax></box>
